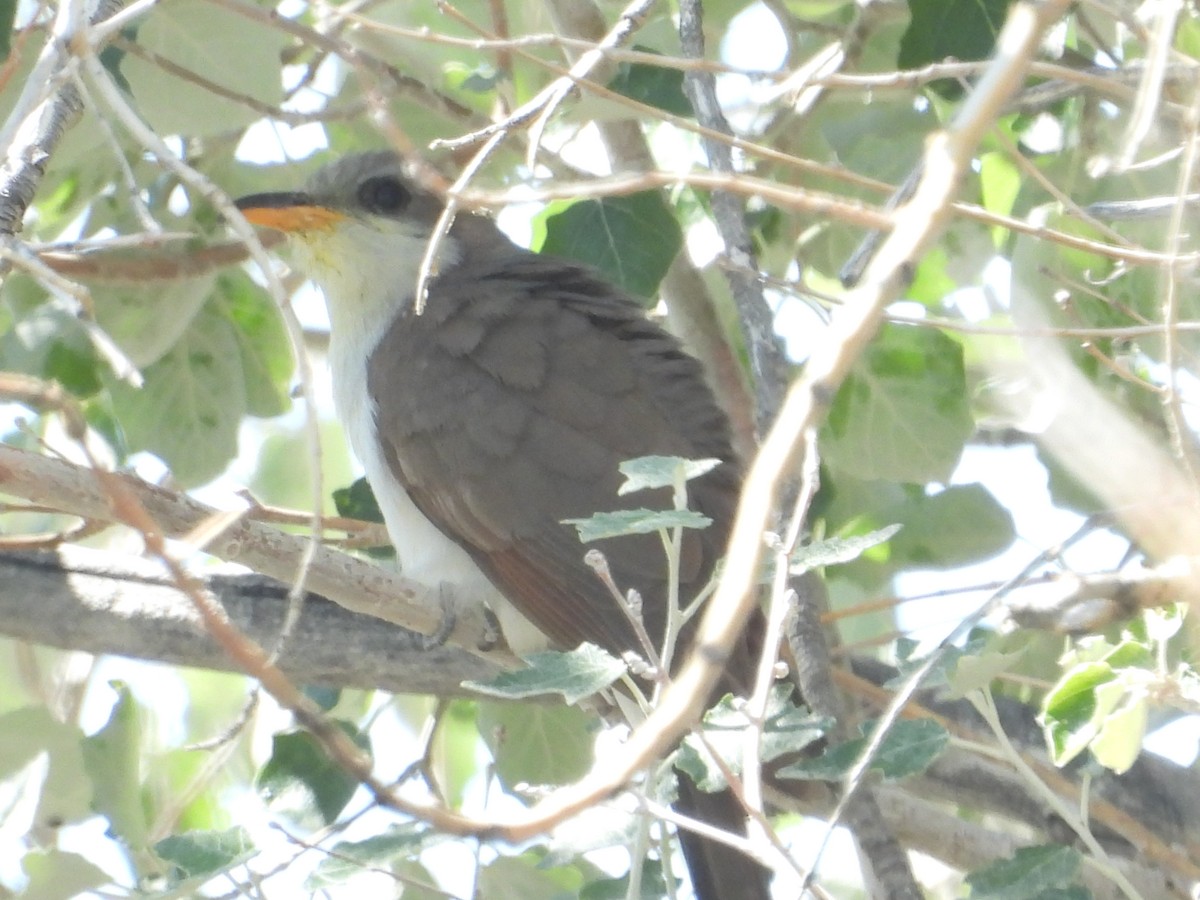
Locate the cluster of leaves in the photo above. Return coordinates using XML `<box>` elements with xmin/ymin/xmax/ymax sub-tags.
<box><xmin>1</xmin><ymin>0</ymin><xmax>1199</xmax><ymax>897</ymax></box>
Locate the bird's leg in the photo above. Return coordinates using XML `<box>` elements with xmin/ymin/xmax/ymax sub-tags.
<box><xmin>417</xmin><ymin>583</ymin><xmax>459</xmax><ymax>651</ymax></box>
<box><xmin>478</xmin><ymin>604</ymin><xmax>502</xmax><ymax>651</ymax></box>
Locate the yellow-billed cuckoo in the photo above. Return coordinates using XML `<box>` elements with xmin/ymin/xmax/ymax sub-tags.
<box><xmin>234</xmin><ymin>151</ymin><xmax>771</xmax><ymax>900</ymax></box>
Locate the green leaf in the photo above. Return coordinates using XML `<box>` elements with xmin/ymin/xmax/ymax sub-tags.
<box><xmin>431</xmin><ymin>699</ymin><xmax>479</xmax><ymax>809</ymax></box>
<box><xmin>251</xmin><ymin>424</ymin><xmax>356</xmax><ymax>519</ymax></box>
<box><xmin>478</xmin><ymin>702</ymin><xmax>596</xmax><ymax>788</ymax></box>
<box><xmin>99</xmin><ymin>32</ymin><xmax>134</xmax><ymax>93</ymax></box>
<box><xmin>1177</xmin><ymin>15</ymin><xmax>1200</xmax><ymax>61</ymax></box>
<box><xmin>1040</xmin><ymin>648</ymin><xmax>1151</xmax><ymax>774</ymax></box>
<box><xmin>464</xmin><ymin>644</ymin><xmax>626</xmax><ymax>704</ymax></box>
<box><xmin>536</xmin><ymin>193</ymin><xmax>683</xmax><ymax>300</ymax></box>
<box><xmin>92</xmin><ymin>271</ymin><xmax>216</xmax><ymax>368</ymax></box>
<box><xmin>899</xmin><ymin>0</ymin><xmax>1013</xmax><ymax>81</ymax></box>
<box><xmin>821</xmin><ymin>324</ymin><xmax>973</xmax><ymax>483</ymax></box>
<box><xmin>1040</xmin><ymin>661</ymin><xmax>1113</xmax><ymax>766</ymax></box>
<box><xmin>789</xmin><ymin>524</ymin><xmax>902</xmax><ymax>574</ymax></box>
<box><xmin>565</xmin><ymin>508</ymin><xmax>711</xmax><ymax>542</ymax></box>
<box><xmin>307</xmin><ymin>824</ymin><xmax>445</xmax><ymax>888</ymax></box>
<box><xmin>677</xmin><ymin>688</ymin><xmax>829</xmax><ymax>791</ymax></box>
<box><xmin>906</xmin><ymin>246</ymin><xmax>958</xmax><ymax>307</ymax></box>
<box><xmin>0</xmin><ymin>707</ymin><xmax>92</xmax><ymax>828</ymax></box>
<box><xmin>778</xmin><ymin>718</ymin><xmax>949</xmax><ymax>782</ymax></box>
<box><xmin>965</xmin><ymin>844</ymin><xmax>1082</xmax><ymax>899</ymax></box>
<box><xmin>0</xmin><ymin>0</ymin><xmax>16</xmax><ymax>61</ymax></box>
<box><xmin>443</xmin><ymin>61</ymin><xmax>501</xmax><ymax>94</ymax></box>
<box><xmin>0</xmin><ymin>278</ymin><xmax>102</xmax><ymax>396</ymax></box>
<box><xmin>819</xmin><ymin>100</ymin><xmax>933</xmax><ymax>188</ymax></box>
<box><xmin>82</xmin><ymin>683</ymin><xmax>148</xmax><ymax>850</ymax></box>
<box><xmin>255</xmin><ymin>725</ymin><xmax>369</xmax><ymax>829</ymax></box>
<box><xmin>43</xmin><ymin>338</ymin><xmax>103</xmax><ymax>397</ymax></box>
<box><xmin>607</xmin><ymin>49</ymin><xmax>692</xmax><ymax>116</ymax></box>
<box><xmin>478</xmin><ymin>852</ymin><xmax>583</xmax><ymax>899</ymax></box>
<box><xmin>155</xmin><ymin>828</ymin><xmax>255</xmax><ymax>879</ymax></box>
<box><xmin>121</xmin><ymin>0</ymin><xmax>287</xmax><ymax>135</ymax></box>
<box><xmin>617</xmin><ymin>455</ymin><xmax>721</xmax><ymax>495</ymax></box>
<box><xmin>1038</xmin><ymin>445</ymin><xmax>1106</xmax><ymax>515</ymax></box>
<box><xmin>884</xmin><ymin>637</ymin><xmax>987</xmax><ymax>692</ymax></box>
<box><xmin>851</xmin><ymin>717</ymin><xmax>950</xmax><ymax>779</ymax></box>
<box><xmin>890</xmin><ymin>484</ymin><xmax>1015</xmax><ymax>568</ymax></box>
<box><xmin>20</xmin><ymin>850</ymin><xmax>108</xmax><ymax>900</ymax></box>
<box><xmin>1089</xmin><ymin>688</ymin><xmax>1147</xmax><ymax>775</ymax></box>
<box><xmin>214</xmin><ymin>271</ymin><xmax>292</xmax><ymax>418</ymax></box>
<box><xmin>332</xmin><ymin>477</ymin><xmax>386</xmax><ymax>525</ymax></box>
<box><xmin>108</xmin><ymin>298</ymin><xmax>245</xmax><ymax>486</ymax></box>
<box><xmin>581</xmin><ymin>862</ymin><xmax>669</xmax><ymax>899</ymax></box>
<box><xmin>949</xmin><ymin>645</ymin><xmax>1028</xmax><ymax>697</ymax></box>
<box><xmin>980</xmin><ymin>151</ymin><xmax>1022</xmax><ymax>245</ymax></box>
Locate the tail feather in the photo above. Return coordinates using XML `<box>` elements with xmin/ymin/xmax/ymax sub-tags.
<box><xmin>674</xmin><ymin>771</ymin><xmax>773</xmax><ymax>900</ymax></box>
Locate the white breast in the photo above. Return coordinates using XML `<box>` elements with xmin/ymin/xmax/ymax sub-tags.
<box><xmin>297</xmin><ymin>221</ymin><xmax>549</xmax><ymax>654</ymax></box>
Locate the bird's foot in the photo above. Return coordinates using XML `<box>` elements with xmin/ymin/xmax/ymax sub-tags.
<box><xmin>478</xmin><ymin>606</ymin><xmax>502</xmax><ymax>651</ymax></box>
<box><xmin>418</xmin><ymin>585</ymin><xmax>458</xmax><ymax>650</ymax></box>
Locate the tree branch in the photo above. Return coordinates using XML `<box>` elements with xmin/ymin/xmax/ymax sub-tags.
<box><xmin>0</xmin><ymin>444</ymin><xmax>513</xmax><ymax>665</ymax></box>
<box><xmin>0</xmin><ymin>0</ymin><xmax>125</xmax><ymax>235</ymax></box>
<box><xmin>678</xmin><ymin>0</ymin><xmax>791</xmax><ymax>431</ymax></box>
<box><xmin>0</xmin><ymin>546</ymin><xmax>496</xmax><ymax>694</ymax></box>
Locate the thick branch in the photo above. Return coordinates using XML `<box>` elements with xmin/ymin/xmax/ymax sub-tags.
<box><xmin>0</xmin><ymin>546</ymin><xmax>497</xmax><ymax>693</ymax></box>
<box><xmin>0</xmin><ymin>444</ymin><xmax>512</xmax><ymax>664</ymax></box>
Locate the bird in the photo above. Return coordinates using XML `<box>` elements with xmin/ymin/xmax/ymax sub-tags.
<box><xmin>234</xmin><ymin>150</ymin><xmax>771</xmax><ymax>900</ymax></box>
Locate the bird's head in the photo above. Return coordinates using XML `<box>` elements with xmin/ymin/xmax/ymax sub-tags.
<box><xmin>234</xmin><ymin>152</ymin><xmax>458</xmax><ymax>329</ymax></box>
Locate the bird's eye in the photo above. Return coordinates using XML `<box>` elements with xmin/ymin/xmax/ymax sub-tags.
<box><xmin>357</xmin><ymin>175</ymin><xmax>410</xmax><ymax>216</ymax></box>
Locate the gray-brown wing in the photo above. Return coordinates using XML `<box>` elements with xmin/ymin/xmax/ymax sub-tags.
<box><xmin>368</xmin><ymin>252</ymin><xmax>741</xmax><ymax>660</ymax></box>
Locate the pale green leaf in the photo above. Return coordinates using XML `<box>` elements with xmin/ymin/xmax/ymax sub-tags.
<box><xmin>966</xmin><ymin>844</ymin><xmax>1082</xmax><ymax>899</ymax></box>
<box><xmin>307</xmin><ymin>825</ymin><xmax>445</xmax><ymax>888</ymax></box>
<box><xmin>1040</xmin><ymin>661</ymin><xmax>1114</xmax><ymax>766</ymax></box>
<box><xmin>677</xmin><ymin>689</ymin><xmax>829</xmax><ymax>791</ymax></box>
<box><xmin>565</xmin><ymin>508</ymin><xmax>712</xmax><ymax>543</ymax></box>
<box><xmin>430</xmin><ymin>699</ymin><xmax>479</xmax><ymax>810</ymax></box>
<box><xmin>478</xmin><ymin>702</ymin><xmax>596</xmax><ymax>788</ymax></box>
<box><xmin>779</xmin><ymin>718</ymin><xmax>948</xmax><ymax>782</ymax></box>
<box><xmin>92</xmin><ymin>272</ymin><xmax>216</xmax><ymax>367</ymax></box>
<box><xmin>980</xmin><ymin>151</ymin><xmax>1022</xmax><ymax>245</ymax></box>
<box><xmin>214</xmin><ymin>271</ymin><xmax>292</xmax><ymax>418</ymax></box>
<box><xmin>82</xmin><ymin>683</ymin><xmax>148</xmax><ymax>850</ymax></box>
<box><xmin>890</xmin><ymin>484</ymin><xmax>1015</xmax><ymax>569</ymax></box>
<box><xmin>155</xmin><ymin>828</ymin><xmax>255</xmax><ymax>879</ymax></box>
<box><xmin>821</xmin><ymin>324</ymin><xmax>973</xmax><ymax>483</ymax></box>
<box><xmin>949</xmin><ymin>646</ymin><xmax>1028</xmax><ymax>697</ymax></box>
<box><xmin>617</xmin><ymin>455</ymin><xmax>721</xmax><ymax>495</ymax></box>
<box><xmin>109</xmin><ymin>299</ymin><xmax>246</xmax><ymax>486</ymax></box>
<box><xmin>464</xmin><ymin>644</ymin><xmax>626</xmax><ymax>704</ymax></box>
<box><xmin>1091</xmin><ymin>690</ymin><xmax>1147</xmax><ymax>774</ymax></box>
<box><xmin>20</xmin><ymin>850</ymin><xmax>108</xmax><ymax>900</ymax></box>
<box><xmin>790</xmin><ymin>524</ymin><xmax>902</xmax><ymax>574</ymax></box>
<box><xmin>0</xmin><ymin>707</ymin><xmax>92</xmax><ymax>828</ymax></box>
<box><xmin>122</xmin><ymin>0</ymin><xmax>286</xmax><ymax>135</ymax></box>
<box><xmin>477</xmin><ymin>853</ymin><xmax>582</xmax><ymax>899</ymax></box>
